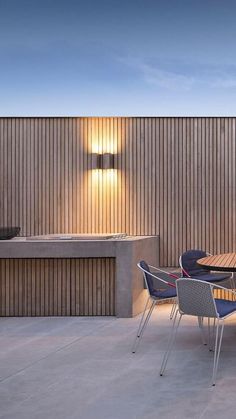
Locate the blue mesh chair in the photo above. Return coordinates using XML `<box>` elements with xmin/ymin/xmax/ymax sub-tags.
<box><xmin>160</xmin><ymin>278</ymin><xmax>236</xmax><ymax>385</ymax></box>
<box><xmin>132</xmin><ymin>261</ymin><xmax>177</xmax><ymax>353</ymax></box>
<box><xmin>180</xmin><ymin>249</ymin><xmax>233</xmax><ymax>286</ymax></box>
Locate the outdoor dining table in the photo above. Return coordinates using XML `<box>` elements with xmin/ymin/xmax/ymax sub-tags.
<box><xmin>197</xmin><ymin>252</ymin><xmax>236</xmax><ymax>272</ymax></box>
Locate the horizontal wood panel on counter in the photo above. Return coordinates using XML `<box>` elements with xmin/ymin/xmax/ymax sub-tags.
<box><xmin>1</xmin><ymin>117</ymin><xmax>236</xmax><ymax>266</ymax></box>
<box><xmin>0</xmin><ymin>258</ymin><xmax>115</xmax><ymax>316</ymax></box>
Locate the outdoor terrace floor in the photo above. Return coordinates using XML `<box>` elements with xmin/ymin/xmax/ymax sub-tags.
<box><xmin>1</xmin><ymin>305</ymin><xmax>236</xmax><ymax>419</ymax></box>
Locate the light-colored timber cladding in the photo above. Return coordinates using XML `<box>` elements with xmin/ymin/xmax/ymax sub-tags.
<box><xmin>0</xmin><ymin>258</ymin><xmax>115</xmax><ymax>316</ymax></box>
<box><xmin>0</xmin><ymin>117</ymin><xmax>236</xmax><ymax>266</ymax></box>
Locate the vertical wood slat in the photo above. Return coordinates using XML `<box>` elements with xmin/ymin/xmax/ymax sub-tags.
<box><xmin>0</xmin><ymin>117</ymin><xmax>236</xmax><ymax>267</ymax></box>
<box><xmin>0</xmin><ymin>258</ymin><xmax>115</xmax><ymax>316</ymax></box>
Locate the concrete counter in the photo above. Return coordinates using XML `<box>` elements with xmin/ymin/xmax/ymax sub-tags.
<box><xmin>0</xmin><ymin>235</ymin><xmax>159</xmax><ymax>317</ymax></box>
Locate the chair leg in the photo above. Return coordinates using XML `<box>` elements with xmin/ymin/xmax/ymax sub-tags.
<box><xmin>136</xmin><ymin>297</ymin><xmax>151</xmax><ymax>338</ymax></box>
<box><xmin>230</xmin><ymin>275</ymin><xmax>235</xmax><ymax>293</ymax></box>
<box><xmin>230</xmin><ymin>277</ymin><xmax>234</xmax><ymax>290</ymax></box>
<box><xmin>198</xmin><ymin>316</ymin><xmax>207</xmax><ymax>345</ymax></box>
<box><xmin>132</xmin><ymin>299</ymin><xmax>156</xmax><ymax>353</ymax></box>
<box><xmin>170</xmin><ymin>300</ymin><xmax>177</xmax><ymax>320</ymax></box>
<box><xmin>160</xmin><ymin>311</ymin><xmax>182</xmax><ymax>376</ymax></box>
<box><xmin>212</xmin><ymin>319</ymin><xmax>224</xmax><ymax>386</ymax></box>
<box><xmin>208</xmin><ymin>318</ymin><xmax>216</xmax><ymax>351</ymax></box>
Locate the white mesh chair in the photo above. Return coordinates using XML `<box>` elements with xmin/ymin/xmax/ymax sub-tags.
<box><xmin>132</xmin><ymin>261</ymin><xmax>177</xmax><ymax>353</ymax></box>
<box><xmin>160</xmin><ymin>278</ymin><xmax>236</xmax><ymax>386</ymax></box>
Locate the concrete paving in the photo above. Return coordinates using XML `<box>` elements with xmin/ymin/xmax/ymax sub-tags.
<box><xmin>1</xmin><ymin>305</ymin><xmax>236</xmax><ymax>419</ymax></box>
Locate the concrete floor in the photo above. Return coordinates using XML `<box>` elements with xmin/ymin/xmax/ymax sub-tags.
<box><xmin>1</xmin><ymin>305</ymin><xmax>236</xmax><ymax>419</ymax></box>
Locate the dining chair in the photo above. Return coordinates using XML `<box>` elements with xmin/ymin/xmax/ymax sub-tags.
<box><xmin>179</xmin><ymin>249</ymin><xmax>233</xmax><ymax>287</ymax></box>
<box><xmin>160</xmin><ymin>278</ymin><xmax>236</xmax><ymax>386</ymax></box>
<box><xmin>132</xmin><ymin>261</ymin><xmax>177</xmax><ymax>354</ymax></box>
<box><xmin>150</xmin><ymin>266</ymin><xmax>181</xmax><ymax>319</ymax></box>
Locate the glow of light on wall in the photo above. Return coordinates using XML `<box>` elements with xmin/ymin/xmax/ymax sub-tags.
<box><xmin>91</xmin><ymin>141</ymin><xmax>117</xmax><ymax>155</ymax></box>
<box><xmin>88</xmin><ymin>122</ymin><xmax>119</xmax><ymax>154</ymax></box>
<box><xmin>91</xmin><ymin>169</ymin><xmax>117</xmax><ymax>186</ymax></box>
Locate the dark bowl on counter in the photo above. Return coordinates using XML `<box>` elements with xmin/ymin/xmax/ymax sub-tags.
<box><xmin>0</xmin><ymin>227</ymin><xmax>21</xmax><ymax>240</ymax></box>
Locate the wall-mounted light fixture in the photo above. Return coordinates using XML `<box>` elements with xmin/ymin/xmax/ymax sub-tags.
<box><xmin>97</xmin><ymin>153</ymin><xmax>115</xmax><ymax>170</ymax></box>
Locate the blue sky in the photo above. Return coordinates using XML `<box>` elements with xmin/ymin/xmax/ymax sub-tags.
<box><xmin>1</xmin><ymin>0</ymin><xmax>236</xmax><ymax>116</ymax></box>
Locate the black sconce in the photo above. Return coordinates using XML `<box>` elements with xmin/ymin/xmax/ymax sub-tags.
<box><xmin>97</xmin><ymin>153</ymin><xmax>115</xmax><ymax>169</ymax></box>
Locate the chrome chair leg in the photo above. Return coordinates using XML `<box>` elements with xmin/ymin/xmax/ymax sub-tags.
<box><xmin>160</xmin><ymin>311</ymin><xmax>182</xmax><ymax>376</ymax></box>
<box><xmin>170</xmin><ymin>300</ymin><xmax>177</xmax><ymax>320</ymax></box>
<box><xmin>208</xmin><ymin>318</ymin><xmax>216</xmax><ymax>351</ymax></box>
<box><xmin>132</xmin><ymin>299</ymin><xmax>156</xmax><ymax>353</ymax></box>
<box><xmin>198</xmin><ymin>316</ymin><xmax>207</xmax><ymax>345</ymax></box>
<box><xmin>212</xmin><ymin>319</ymin><xmax>224</xmax><ymax>386</ymax></box>
<box><xmin>230</xmin><ymin>277</ymin><xmax>234</xmax><ymax>290</ymax></box>
<box><xmin>230</xmin><ymin>275</ymin><xmax>235</xmax><ymax>295</ymax></box>
<box><xmin>136</xmin><ymin>297</ymin><xmax>150</xmax><ymax>338</ymax></box>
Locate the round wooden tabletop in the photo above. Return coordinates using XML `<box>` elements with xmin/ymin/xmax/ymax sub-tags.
<box><xmin>198</xmin><ymin>253</ymin><xmax>236</xmax><ymax>272</ymax></box>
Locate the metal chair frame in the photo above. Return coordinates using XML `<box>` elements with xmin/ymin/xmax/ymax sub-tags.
<box><xmin>160</xmin><ymin>278</ymin><xmax>236</xmax><ymax>386</ymax></box>
<box><xmin>132</xmin><ymin>263</ymin><xmax>177</xmax><ymax>354</ymax></box>
<box><xmin>150</xmin><ymin>265</ymin><xmax>179</xmax><ymax>320</ymax></box>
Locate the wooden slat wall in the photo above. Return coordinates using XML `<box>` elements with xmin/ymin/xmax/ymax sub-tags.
<box><xmin>0</xmin><ymin>117</ymin><xmax>236</xmax><ymax>267</ymax></box>
<box><xmin>0</xmin><ymin>258</ymin><xmax>115</xmax><ymax>316</ymax></box>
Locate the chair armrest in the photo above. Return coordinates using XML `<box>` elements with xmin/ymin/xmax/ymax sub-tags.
<box><xmin>138</xmin><ymin>265</ymin><xmax>176</xmax><ymax>288</ymax></box>
<box><xmin>149</xmin><ymin>265</ymin><xmax>180</xmax><ymax>279</ymax></box>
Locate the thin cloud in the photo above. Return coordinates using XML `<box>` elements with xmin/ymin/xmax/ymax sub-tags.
<box><xmin>209</xmin><ymin>76</ymin><xmax>236</xmax><ymax>88</ymax></box>
<box><xmin>139</xmin><ymin>63</ymin><xmax>195</xmax><ymax>90</ymax></box>
<box><xmin>118</xmin><ymin>55</ymin><xmax>236</xmax><ymax>91</ymax></box>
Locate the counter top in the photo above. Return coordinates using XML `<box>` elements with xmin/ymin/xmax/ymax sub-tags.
<box><xmin>0</xmin><ymin>235</ymin><xmax>158</xmax><ymax>259</ymax></box>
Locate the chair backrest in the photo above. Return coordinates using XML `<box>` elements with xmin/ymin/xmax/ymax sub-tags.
<box><xmin>176</xmin><ymin>278</ymin><xmax>218</xmax><ymax>318</ymax></box>
<box><xmin>180</xmin><ymin>249</ymin><xmax>210</xmax><ymax>277</ymax></box>
<box><xmin>138</xmin><ymin>260</ymin><xmax>156</xmax><ymax>296</ymax></box>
